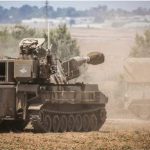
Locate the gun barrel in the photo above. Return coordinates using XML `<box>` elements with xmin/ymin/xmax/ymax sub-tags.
<box><xmin>72</xmin><ymin>51</ymin><xmax>104</xmax><ymax>66</ymax></box>
<box><xmin>71</xmin><ymin>56</ymin><xmax>90</xmax><ymax>66</ymax></box>
<box><xmin>62</xmin><ymin>51</ymin><xmax>105</xmax><ymax>80</ymax></box>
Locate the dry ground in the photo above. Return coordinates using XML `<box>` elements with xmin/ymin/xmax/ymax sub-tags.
<box><xmin>0</xmin><ymin>119</ymin><xmax>150</xmax><ymax>150</ymax></box>
<box><xmin>0</xmin><ymin>27</ymin><xmax>150</xmax><ymax>150</ymax></box>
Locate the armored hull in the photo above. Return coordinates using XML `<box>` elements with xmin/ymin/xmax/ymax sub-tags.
<box><xmin>29</xmin><ymin>84</ymin><xmax>107</xmax><ymax>132</ymax></box>
<box><xmin>0</xmin><ymin>81</ymin><xmax>107</xmax><ymax>132</ymax></box>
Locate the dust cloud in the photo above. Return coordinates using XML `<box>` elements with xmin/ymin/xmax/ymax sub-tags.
<box><xmin>71</xmin><ymin>27</ymin><xmax>150</xmax><ymax>121</ymax></box>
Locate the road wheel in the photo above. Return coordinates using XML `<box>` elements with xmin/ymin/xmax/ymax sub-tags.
<box><xmin>68</xmin><ymin>115</ymin><xmax>75</xmax><ymax>131</ymax></box>
<box><xmin>75</xmin><ymin>114</ymin><xmax>82</xmax><ymax>132</ymax></box>
<box><xmin>60</xmin><ymin>115</ymin><xmax>67</xmax><ymax>132</ymax></box>
<box><xmin>43</xmin><ymin>114</ymin><xmax>52</xmax><ymax>132</ymax></box>
<box><xmin>90</xmin><ymin>114</ymin><xmax>97</xmax><ymax>131</ymax></box>
<box><xmin>100</xmin><ymin>109</ymin><xmax>106</xmax><ymax>123</ymax></box>
<box><xmin>82</xmin><ymin>114</ymin><xmax>90</xmax><ymax>132</ymax></box>
<box><xmin>53</xmin><ymin>115</ymin><xmax>60</xmax><ymax>132</ymax></box>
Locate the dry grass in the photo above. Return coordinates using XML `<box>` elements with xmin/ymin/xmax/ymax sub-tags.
<box><xmin>0</xmin><ymin>119</ymin><xmax>150</xmax><ymax>150</ymax></box>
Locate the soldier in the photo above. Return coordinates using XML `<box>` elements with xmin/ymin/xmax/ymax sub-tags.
<box><xmin>19</xmin><ymin>38</ymin><xmax>46</xmax><ymax>59</ymax></box>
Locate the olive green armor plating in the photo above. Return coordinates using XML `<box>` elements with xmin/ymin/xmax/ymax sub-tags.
<box><xmin>0</xmin><ymin>38</ymin><xmax>108</xmax><ymax>132</ymax></box>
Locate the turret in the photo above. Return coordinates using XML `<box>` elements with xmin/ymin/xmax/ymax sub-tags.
<box><xmin>16</xmin><ymin>38</ymin><xmax>105</xmax><ymax>83</ymax></box>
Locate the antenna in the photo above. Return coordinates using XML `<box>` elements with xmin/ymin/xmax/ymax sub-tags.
<box><xmin>45</xmin><ymin>0</ymin><xmax>50</xmax><ymax>49</ymax></box>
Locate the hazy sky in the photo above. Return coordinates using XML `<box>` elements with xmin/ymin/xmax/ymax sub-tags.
<box><xmin>0</xmin><ymin>1</ymin><xmax>150</xmax><ymax>11</ymax></box>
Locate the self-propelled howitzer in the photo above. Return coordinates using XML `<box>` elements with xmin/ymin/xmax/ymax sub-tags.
<box><xmin>0</xmin><ymin>38</ymin><xmax>108</xmax><ymax>132</ymax></box>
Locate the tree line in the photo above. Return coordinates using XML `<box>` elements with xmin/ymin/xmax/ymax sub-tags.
<box><xmin>0</xmin><ymin>5</ymin><xmax>150</xmax><ymax>23</ymax></box>
<box><xmin>0</xmin><ymin>25</ymin><xmax>79</xmax><ymax>60</ymax></box>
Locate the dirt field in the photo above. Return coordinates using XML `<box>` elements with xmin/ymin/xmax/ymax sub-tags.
<box><xmin>1</xmin><ymin>27</ymin><xmax>150</xmax><ymax>150</ymax></box>
<box><xmin>0</xmin><ymin>119</ymin><xmax>150</xmax><ymax>150</ymax></box>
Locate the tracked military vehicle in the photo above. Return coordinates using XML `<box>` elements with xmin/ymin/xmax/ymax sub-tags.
<box><xmin>123</xmin><ymin>58</ymin><xmax>150</xmax><ymax>120</ymax></box>
<box><xmin>0</xmin><ymin>38</ymin><xmax>108</xmax><ymax>132</ymax></box>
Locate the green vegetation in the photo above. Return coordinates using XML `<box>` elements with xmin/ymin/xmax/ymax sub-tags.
<box><xmin>0</xmin><ymin>25</ymin><xmax>80</xmax><ymax>59</ymax></box>
<box><xmin>49</xmin><ymin>24</ymin><xmax>79</xmax><ymax>60</ymax></box>
<box><xmin>0</xmin><ymin>25</ymin><xmax>39</xmax><ymax>57</ymax></box>
<box><xmin>12</xmin><ymin>25</ymin><xmax>37</xmax><ymax>39</ymax></box>
<box><xmin>130</xmin><ymin>29</ymin><xmax>150</xmax><ymax>57</ymax></box>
